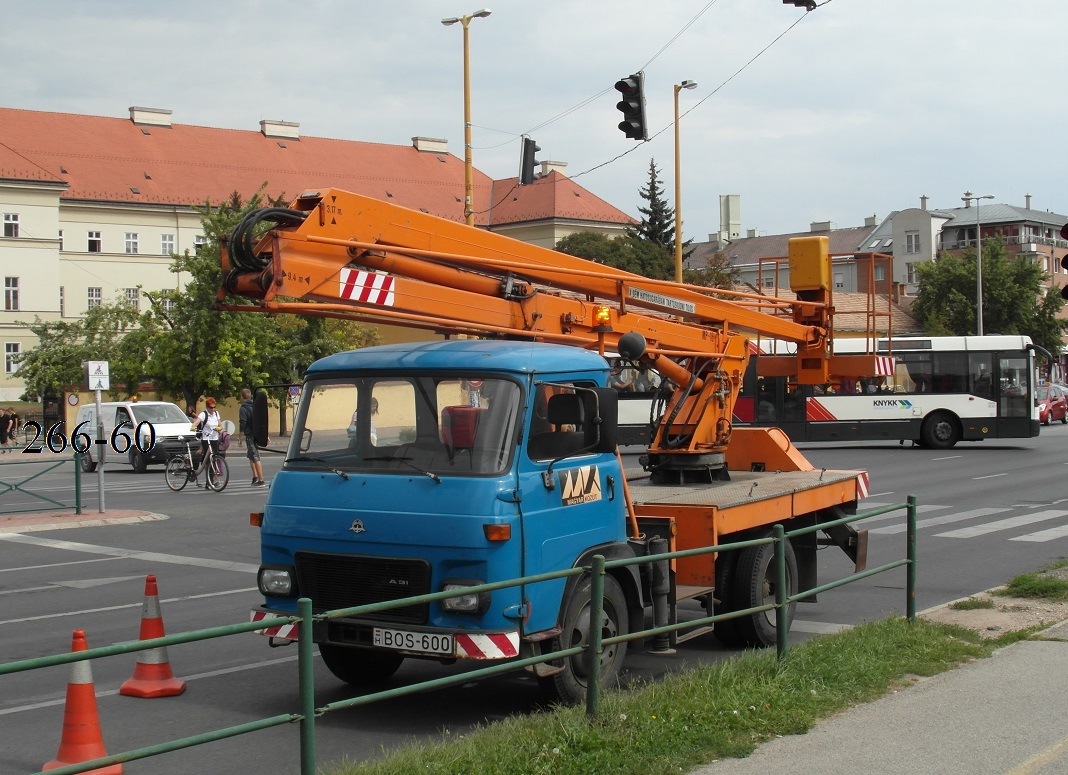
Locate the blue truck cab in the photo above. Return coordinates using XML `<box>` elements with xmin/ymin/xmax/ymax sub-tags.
<box><xmin>251</xmin><ymin>339</ymin><xmax>641</xmax><ymax>702</ymax></box>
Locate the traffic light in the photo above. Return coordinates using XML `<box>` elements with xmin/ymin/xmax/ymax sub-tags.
<box><xmin>614</xmin><ymin>72</ymin><xmax>647</xmax><ymax>141</ymax></box>
<box><xmin>519</xmin><ymin>136</ymin><xmax>540</xmax><ymax>186</ymax></box>
<box><xmin>1061</xmin><ymin>223</ymin><xmax>1068</xmax><ymax>300</ymax></box>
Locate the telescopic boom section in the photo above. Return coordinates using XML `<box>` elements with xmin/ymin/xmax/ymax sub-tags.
<box><xmin>215</xmin><ymin>189</ymin><xmax>879</xmax><ymax>466</ymax></box>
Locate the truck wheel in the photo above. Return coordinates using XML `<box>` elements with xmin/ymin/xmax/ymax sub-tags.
<box><xmin>318</xmin><ymin>644</ymin><xmax>403</xmax><ymax>686</ymax></box>
<box><xmin>130</xmin><ymin>447</ymin><xmax>148</xmax><ymax>473</ymax></box>
<box><xmin>80</xmin><ymin>451</ymin><xmax>97</xmax><ymax>473</ymax></box>
<box><xmin>539</xmin><ymin>573</ymin><xmax>628</xmax><ymax>705</ymax></box>
<box><xmin>726</xmin><ymin>535</ymin><xmax>797</xmax><ymax>648</ymax></box>
<box><xmin>711</xmin><ymin>548</ymin><xmax>744</xmax><ymax>648</ymax></box>
<box><xmin>920</xmin><ymin>411</ymin><xmax>960</xmax><ymax>449</ymax></box>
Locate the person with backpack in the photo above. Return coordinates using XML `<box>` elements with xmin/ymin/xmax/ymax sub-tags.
<box><xmin>194</xmin><ymin>397</ymin><xmax>224</xmax><ymax>484</ymax></box>
<box><xmin>239</xmin><ymin>388</ymin><xmax>267</xmax><ymax>487</ymax></box>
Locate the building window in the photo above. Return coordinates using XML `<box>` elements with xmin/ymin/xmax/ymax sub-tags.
<box><xmin>59</xmin><ymin>286</ymin><xmax>65</xmax><ymax>317</ymax></box>
<box><xmin>162</xmin><ymin>296</ymin><xmax>176</xmax><ymax>313</ymax></box>
<box><xmin>874</xmin><ymin>265</ymin><xmax>886</xmax><ymax>282</ymax></box>
<box><xmin>905</xmin><ymin>232</ymin><xmax>920</xmax><ymax>254</ymax></box>
<box><xmin>762</xmin><ymin>277</ymin><xmax>774</xmax><ymax>288</ymax></box>
<box><xmin>124</xmin><ymin>287</ymin><xmax>140</xmax><ymax>311</ymax></box>
<box><xmin>5</xmin><ymin>343</ymin><xmax>20</xmax><ymax>374</ymax></box>
<box><xmin>834</xmin><ymin>272</ymin><xmax>844</xmax><ymax>289</ymax></box>
<box><xmin>88</xmin><ymin>231</ymin><xmax>102</xmax><ymax>252</ymax></box>
<box><xmin>58</xmin><ymin>229</ymin><xmax>64</xmax><ymax>251</ymax></box>
<box><xmin>4</xmin><ymin>277</ymin><xmax>18</xmax><ymax>312</ymax></box>
<box><xmin>161</xmin><ymin>234</ymin><xmax>175</xmax><ymax>254</ymax></box>
<box><xmin>125</xmin><ymin>233</ymin><xmax>139</xmax><ymax>254</ymax></box>
<box><xmin>906</xmin><ymin>263</ymin><xmax>918</xmax><ymax>285</ymax></box>
<box><xmin>3</xmin><ymin>213</ymin><xmax>19</xmax><ymax>238</ymax></box>
<box><xmin>87</xmin><ymin>287</ymin><xmax>102</xmax><ymax>309</ymax></box>
<box><xmin>194</xmin><ymin>235</ymin><xmax>207</xmax><ymax>252</ymax></box>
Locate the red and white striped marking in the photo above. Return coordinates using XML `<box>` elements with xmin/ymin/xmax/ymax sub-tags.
<box><xmin>806</xmin><ymin>398</ymin><xmax>838</xmax><ymax>422</ymax></box>
<box><xmin>251</xmin><ymin>610</ymin><xmax>298</xmax><ymax>641</ymax></box>
<box><xmin>454</xmin><ymin>631</ymin><xmax>520</xmax><ymax>659</ymax></box>
<box><xmin>875</xmin><ymin>356</ymin><xmax>895</xmax><ymax>377</ymax></box>
<box><xmin>339</xmin><ymin>268</ymin><xmax>395</xmax><ymax>306</ymax></box>
<box><xmin>856</xmin><ymin>471</ymin><xmax>870</xmax><ymax>499</ymax></box>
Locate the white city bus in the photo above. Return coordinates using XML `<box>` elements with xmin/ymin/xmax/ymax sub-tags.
<box><xmin>616</xmin><ymin>335</ymin><xmax>1043</xmax><ymax>449</ymax></box>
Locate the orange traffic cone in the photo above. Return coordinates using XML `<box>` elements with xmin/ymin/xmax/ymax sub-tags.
<box><xmin>43</xmin><ymin>629</ymin><xmax>123</xmax><ymax>774</ymax></box>
<box><xmin>119</xmin><ymin>574</ymin><xmax>187</xmax><ymax>698</ymax></box>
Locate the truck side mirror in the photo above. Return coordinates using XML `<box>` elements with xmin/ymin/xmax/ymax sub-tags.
<box><xmin>589</xmin><ymin>387</ymin><xmax>618</xmax><ymax>453</ymax></box>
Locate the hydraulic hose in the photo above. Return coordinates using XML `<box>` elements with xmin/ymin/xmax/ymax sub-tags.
<box><xmin>229</xmin><ymin>208</ymin><xmax>308</xmax><ymax>272</ymax></box>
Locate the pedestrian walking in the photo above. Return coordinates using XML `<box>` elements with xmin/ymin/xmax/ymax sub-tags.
<box><xmin>239</xmin><ymin>389</ymin><xmax>267</xmax><ymax>487</ymax></box>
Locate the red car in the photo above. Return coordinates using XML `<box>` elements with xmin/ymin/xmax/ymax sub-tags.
<box><xmin>1037</xmin><ymin>384</ymin><xmax>1068</xmax><ymax>425</ymax></box>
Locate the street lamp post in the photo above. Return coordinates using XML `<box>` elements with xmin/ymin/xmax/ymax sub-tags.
<box><xmin>673</xmin><ymin>80</ymin><xmax>697</xmax><ymax>283</ymax></box>
<box><xmin>962</xmin><ymin>191</ymin><xmax>995</xmax><ymax>336</ymax></box>
<box><xmin>442</xmin><ymin>9</ymin><xmax>492</xmax><ymax>227</ymax></box>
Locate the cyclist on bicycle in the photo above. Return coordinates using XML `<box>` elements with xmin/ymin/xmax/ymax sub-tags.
<box><xmin>194</xmin><ymin>397</ymin><xmax>223</xmax><ymax>481</ymax></box>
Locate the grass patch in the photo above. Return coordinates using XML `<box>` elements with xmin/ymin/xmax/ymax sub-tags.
<box><xmin>322</xmin><ymin>618</ymin><xmax>1000</xmax><ymax>775</ymax></box>
<box><xmin>1002</xmin><ymin>558</ymin><xmax>1068</xmax><ymax>601</ymax></box>
<box><xmin>949</xmin><ymin>597</ymin><xmax>996</xmax><ymax>611</ymax></box>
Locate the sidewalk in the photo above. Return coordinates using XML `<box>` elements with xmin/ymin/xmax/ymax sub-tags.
<box><xmin>0</xmin><ymin>509</ymin><xmax>165</xmax><ymax>533</ymax></box>
<box><xmin>691</xmin><ymin>619</ymin><xmax>1068</xmax><ymax>775</ymax></box>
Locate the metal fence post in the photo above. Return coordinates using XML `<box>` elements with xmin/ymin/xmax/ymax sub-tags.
<box><xmin>585</xmin><ymin>555</ymin><xmax>606</xmax><ymax>720</ymax></box>
<box><xmin>774</xmin><ymin>525</ymin><xmax>788</xmax><ymax>660</ymax></box>
<box><xmin>906</xmin><ymin>494</ymin><xmax>917</xmax><ymax>622</ymax></box>
<box><xmin>73</xmin><ymin>452</ymin><xmax>82</xmax><ymax>515</ymax></box>
<box><xmin>298</xmin><ymin>598</ymin><xmax>317</xmax><ymax>774</ymax></box>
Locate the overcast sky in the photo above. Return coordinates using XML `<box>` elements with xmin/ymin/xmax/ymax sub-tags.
<box><xmin>4</xmin><ymin>1</ymin><xmax>1065</xmax><ymax>241</ymax></box>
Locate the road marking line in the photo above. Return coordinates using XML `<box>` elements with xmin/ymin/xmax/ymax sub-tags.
<box><xmin>0</xmin><ymin>533</ymin><xmax>258</xmax><ymax>573</ymax></box>
<box><xmin>973</xmin><ymin>472</ymin><xmax>1008</xmax><ymax>480</ymax></box>
<box><xmin>869</xmin><ymin>507</ymin><xmax>1010</xmax><ymax>535</ymax></box>
<box><xmin>0</xmin><ymin>587</ymin><xmax>257</xmax><ymax>625</ymax></box>
<box><xmin>1002</xmin><ymin>730</ymin><xmax>1068</xmax><ymax>775</ymax></box>
<box><xmin>0</xmin><ymin>556</ymin><xmax>123</xmax><ymax>573</ymax></box>
<box><xmin>1009</xmin><ymin>523</ymin><xmax>1068</xmax><ymax>542</ymax></box>
<box><xmin>934</xmin><ymin>510</ymin><xmax>1068</xmax><ymax>539</ymax></box>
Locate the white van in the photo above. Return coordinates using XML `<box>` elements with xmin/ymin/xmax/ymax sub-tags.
<box><xmin>74</xmin><ymin>401</ymin><xmax>199</xmax><ymax>473</ymax></box>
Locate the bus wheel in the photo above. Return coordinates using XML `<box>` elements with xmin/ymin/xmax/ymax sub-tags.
<box><xmin>318</xmin><ymin>644</ymin><xmax>403</xmax><ymax>686</ymax></box>
<box><xmin>920</xmin><ymin>411</ymin><xmax>960</xmax><ymax>449</ymax></box>
<box><xmin>539</xmin><ymin>573</ymin><xmax>628</xmax><ymax>705</ymax></box>
<box><xmin>726</xmin><ymin>533</ymin><xmax>797</xmax><ymax>648</ymax></box>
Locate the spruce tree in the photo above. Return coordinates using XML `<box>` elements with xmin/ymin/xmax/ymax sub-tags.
<box><xmin>632</xmin><ymin>159</ymin><xmax>676</xmax><ymax>252</ymax></box>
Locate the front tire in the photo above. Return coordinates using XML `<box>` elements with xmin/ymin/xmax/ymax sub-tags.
<box><xmin>920</xmin><ymin>411</ymin><xmax>960</xmax><ymax>449</ymax></box>
<box><xmin>725</xmin><ymin>534</ymin><xmax>797</xmax><ymax>648</ymax></box>
<box><xmin>207</xmin><ymin>457</ymin><xmax>230</xmax><ymax>492</ymax></box>
<box><xmin>538</xmin><ymin>573</ymin><xmax>628</xmax><ymax>705</ymax></box>
<box><xmin>165</xmin><ymin>456</ymin><xmax>189</xmax><ymax>492</ymax></box>
<box><xmin>130</xmin><ymin>447</ymin><xmax>148</xmax><ymax>473</ymax></box>
<box><xmin>319</xmin><ymin>644</ymin><xmax>404</xmax><ymax>686</ymax></box>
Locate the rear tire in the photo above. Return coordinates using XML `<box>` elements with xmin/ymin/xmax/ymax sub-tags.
<box><xmin>130</xmin><ymin>447</ymin><xmax>148</xmax><ymax>473</ymax></box>
<box><xmin>712</xmin><ymin>548</ymin><xmax>744</xmax><ymax>648</ymax></box>
<box><xmin>80</xmin><ymin>451</ymin><xmax>97</xmax><ymax>473</ymax></box>
<box><xmin>538</xmin><ymin>573</ymin><xmax>628</xmax><ymax>705</ymax></box>
<box><xmin>920</xmin><ymin>411</ymin><xmax>960</xmax><ymax>449</ymax></box>
<box><xmin>165</xmin><ymin>456</ymin><xmax>189</xmax><ymax>492</ymax></box>
<box><xmin>319</xmin><ymin>644</ymin><xmax>404</xmax><ymax>686</ymax></box>
<box><xmin>726</xmin><ymin>534</ymin><xmax>797</xmax><ymax>648</ymax></box>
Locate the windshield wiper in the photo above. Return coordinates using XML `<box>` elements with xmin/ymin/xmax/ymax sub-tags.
<box><xmin>363</xmin><ymin>455</ymin><xmax>442</xmax><ymax>484</ymax></box>
<box><xmin>284</xmin><ymin>455</ymin><xmax>349</xmax><ymax>480</ymax></box>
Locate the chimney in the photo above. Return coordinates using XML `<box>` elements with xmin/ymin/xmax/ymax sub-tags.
<box><xmin>129</xmin><ymin>106</ymin><xmax>172</xmax><ymax>127</ymax></box>
<box><xmin>920</xmin><ymin>195</ymin><xmax>928</xmax><ymax>211</ymax></box>
<box><xmin>1025</xmin><ymin>193</ymin><xmax>1032</xmax><ymax>209</ymax></box>
<box><xmin>810</xmin><ymin>220</ymin><xmax>833</xmax><ymax>232</ymax></box>
<box><xmin>747</xmin><ymin>228</ymin><xmax>759</xmax><ymax>238</ymax></box>
<box><xmin>260</xmin><ymin>120</ymin><xmax>300</xmax><ymax>140</ymax></box>
<box><xmin>962</xmin><ymin>191</ymin><xmax>972</xmax><ymax>207</ymax></box>
<box><xmin>412</xmin><ymin>136</ymin><xmax>448</xmax><ymax>153</ymax></box>
<box><xmin>864</xmin><ymin>215</ymin><xmax>878</xmax><ymax>228</ymax></box>
<box><xmin>719</xmin><ymin>194</ymin><xmax>741</xmax><ymax>241</ymax></box>
<box><xmin>539</xmin><ymin>160</ymin><xmax>568</xmax><ymax>177</ymax></box>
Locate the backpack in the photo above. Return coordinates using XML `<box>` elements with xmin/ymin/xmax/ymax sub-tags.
<box><xmin>218</xmin><ymin>431</ymin><xmax>231</xmax><ymax>452</ymax></box>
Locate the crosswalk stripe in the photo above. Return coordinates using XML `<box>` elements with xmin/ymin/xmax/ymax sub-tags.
<box><xmin>869</xmin><ymin>507</ymin><xmax>1010</xmax><ymax>535</ymax></box>
<box><xmin>855</xmin><ymin>503</ymin><xmax>950</xmax><ymax>525</ymax></box>
<box><xmin>934</xmin><ymin>510</ymin><xmax>1068</xmax><ymax>539</ymax></box>
<box><xmin>1009</xmin><ymin>523</ymin><xmax>1068</xmax><ymax>542</ymax></box>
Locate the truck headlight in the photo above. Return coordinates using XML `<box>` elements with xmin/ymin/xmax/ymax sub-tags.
<box><xmin>259</xmin><ymin>567</ymin><xmax>294</xmax><ymax>596</ymax></box>
<box><xmin>441</xmin><ymin>580</ymin><xmax>489</xmax><ymax>614</ymax></box>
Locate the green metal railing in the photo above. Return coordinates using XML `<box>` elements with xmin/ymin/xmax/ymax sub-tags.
<box><xmin>0</xmin><ymin>453</ymin><xmax>82</xmax><ymax>515</ymax></box>
<box><xmin>1</xmin><ymin>495</ymin><xmax>917</xmax><ymax>774</ymax></box>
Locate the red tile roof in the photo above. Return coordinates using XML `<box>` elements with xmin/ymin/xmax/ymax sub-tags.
<box><xmin>0</xmin><ymin>107</ymin><xmax>631</xmax><ymax>228</ymax></box>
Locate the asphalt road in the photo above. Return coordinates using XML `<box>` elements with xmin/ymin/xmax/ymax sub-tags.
<box><xmin>1</xmin><ymin>426</ymin><xmax>1065</xmax><ymax>773</ymax></box>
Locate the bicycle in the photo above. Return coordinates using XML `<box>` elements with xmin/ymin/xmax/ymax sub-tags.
<box><xmin>165</xmin><ymin>435</ymin><xmax>230</xmax><ymax>492</ymax></box>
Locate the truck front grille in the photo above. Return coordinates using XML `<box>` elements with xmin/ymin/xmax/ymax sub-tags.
<box><xmin>294</xmin><ymin>551</ymin><xmax>431</xmax><ymax>624</ymax></box>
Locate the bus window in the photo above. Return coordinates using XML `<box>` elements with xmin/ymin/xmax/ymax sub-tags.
<box><xmin>970</xmin><ymin>354</ymin><xmax>994</xmax><ymax>398</ymax></box>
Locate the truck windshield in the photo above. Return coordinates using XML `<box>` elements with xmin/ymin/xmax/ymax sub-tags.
<box><xmin>288</xmin><ymin>376</ymin><xmax>521</xmax><ymax>476</ymax></box>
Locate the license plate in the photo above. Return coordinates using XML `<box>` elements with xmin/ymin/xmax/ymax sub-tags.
<box><xmin>373</xmin><ymin>627</ymin><xmax>454</xmax><ymax>656</ymax></box>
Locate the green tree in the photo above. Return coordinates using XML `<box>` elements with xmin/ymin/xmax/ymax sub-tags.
<box><xmin>632</xmin><ymin>159</ymin><xmax>675</xmax><ymax>251</ymax></box>
<box><xmin>555</xmin><ymin>232</ymin><xmax>673</xmax><ymax>280</ymax></box>
<box><xmin>684</xmin><ymin>250</ymin><xmax>740</xmax><ymax>290</ymax></box>
<box><xmin>913</xmin><ymin>237</ymin><xmax>1068</xmax><ymax>356</ymax></box>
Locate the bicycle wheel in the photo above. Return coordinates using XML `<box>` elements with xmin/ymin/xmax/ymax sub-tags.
<box><xmin>165</xmin><ymin>456</ymin><xmax>190</xmax><ymax>492</ymax></box>
<box><xmin>208</xmin><ymin>456</ymin><xmax>230</xmax><ymax>492</ymax></box>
